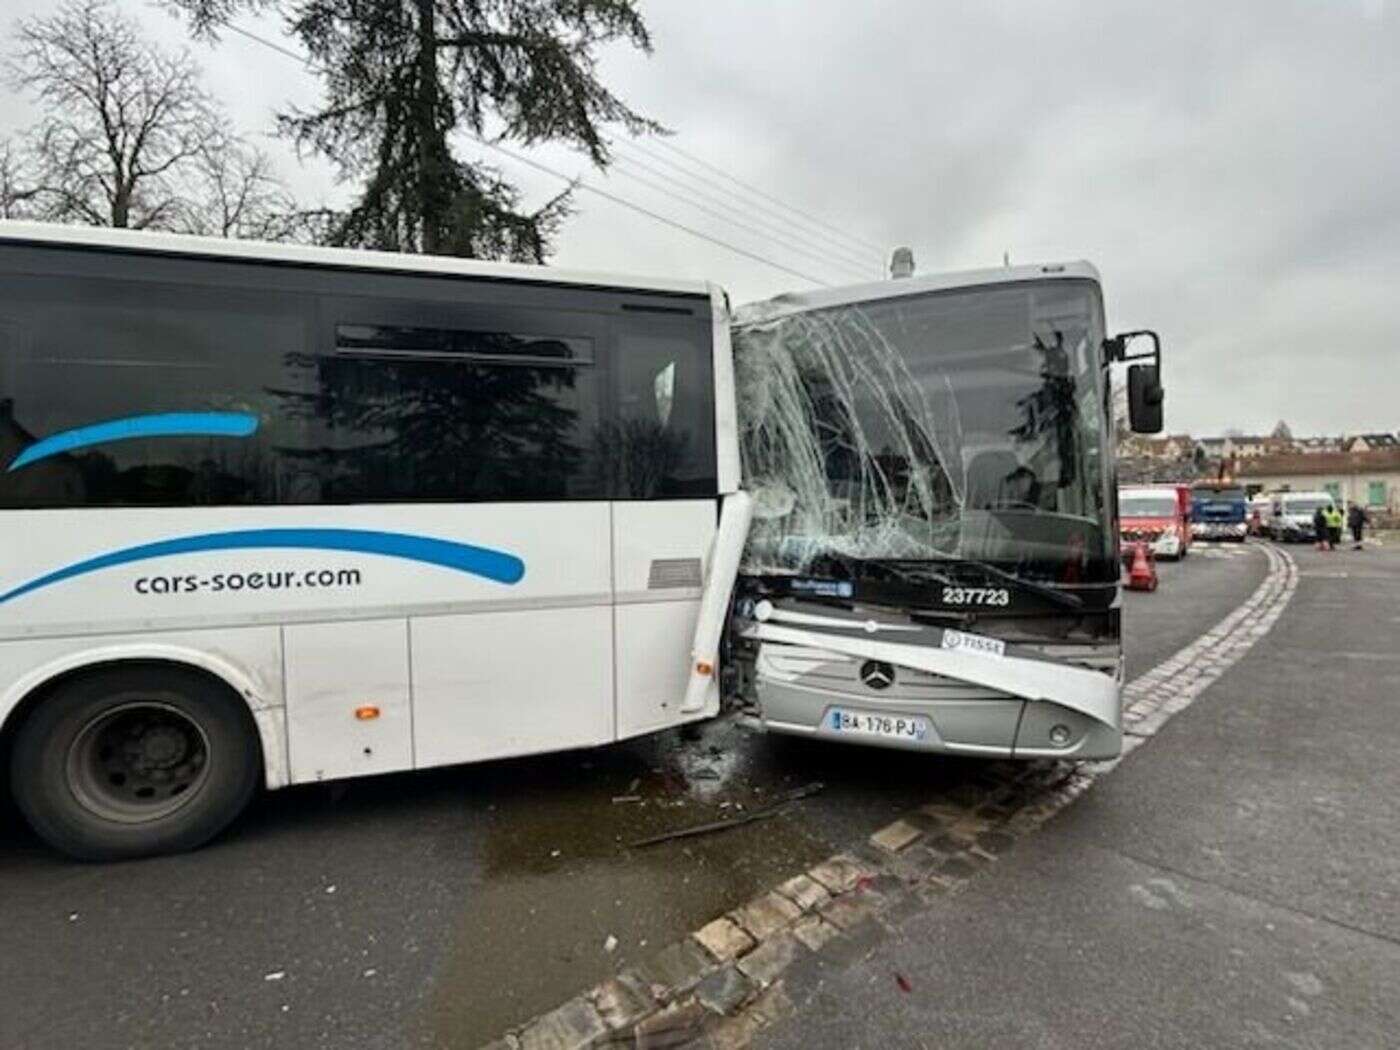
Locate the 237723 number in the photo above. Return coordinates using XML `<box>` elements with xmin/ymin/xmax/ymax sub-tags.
<box><xmin>940</xmin><ymin>586</ymin><xmax>1010</xmax><ymax>607</ymax></box>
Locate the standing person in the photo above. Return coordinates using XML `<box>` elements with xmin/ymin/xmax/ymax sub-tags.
<box><xmin>1314</xmin><ymin>505</ymin><xmax>1330</xmax><ymax>550</ymax></box>
<box><xmin>1326</xmin><ymin>503</ymin><xmax>1344</xmax><ymax>550</ymax></box>
<box><xmin>1348</xmin><ymin>503</ymin><xmax>1368</xmax><ymax>549</ymax></box>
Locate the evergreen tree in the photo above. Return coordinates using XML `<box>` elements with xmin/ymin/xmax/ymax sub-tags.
<box><xmin>169</xmin><ymin>0</ymin><xmax>662</xmax><ymax>260</ymax></box>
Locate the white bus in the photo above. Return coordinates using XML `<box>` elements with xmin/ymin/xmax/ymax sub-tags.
<box><xmin>726</xmin><ymin>264</ymin><xmax>1162</xmax><ymax>762</ymax></box>
<box><xmin>0</xmin><ymin>222</ymin><xmax>750</xmax><ymax>860</ymax></box>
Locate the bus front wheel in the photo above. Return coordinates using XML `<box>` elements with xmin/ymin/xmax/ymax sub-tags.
<box><xmin>10</xmin><ymin>666</ymin><xmax>260</xmax><ymax>862</ymax></box>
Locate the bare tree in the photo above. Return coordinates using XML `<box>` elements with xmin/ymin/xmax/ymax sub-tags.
<box><xmin>177</xmin><ymin>136</ymin><xmax>299</xmax><ymax>240</ymax></box>
<box><xmin>0</xmin><ymin>140</ymin><xmax>41</xmax><ymax>219</ymax></box>
<box><xmin>8</xmin><ymin>0</ymin><xmax>224</xmax><ymax>229</ymax></box>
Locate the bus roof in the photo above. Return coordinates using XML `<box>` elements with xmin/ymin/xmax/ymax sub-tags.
<box><xmin>735</xmin><ymin>260</ymin><xmax>1102</xmax><ymax>324</ymax></box>
<box><xmin>0</xmin><ymin>220</ymin><xmax>716</xmax><ymax>299</ymax></box>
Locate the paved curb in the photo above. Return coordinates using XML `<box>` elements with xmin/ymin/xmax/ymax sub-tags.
<box><xmin>485</xmin><ymin>544</ymin><xmax>1297</xmax><ymax>1050</ymax></box>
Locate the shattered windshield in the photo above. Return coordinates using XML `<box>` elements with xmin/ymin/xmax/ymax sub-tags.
<box><xmin>735</xmin><ymin>278</ymin><xmax>1113</xmax><ymax>584</ymax></box>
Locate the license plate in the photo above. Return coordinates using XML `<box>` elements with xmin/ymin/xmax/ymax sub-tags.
<box><xmin>827</xmin><ymin>708</ymin><xmax>930</xmax><ymax>741</ymax></box>
<box><xmin>941</xmin><ymin>628</ymin><xmax>1006</xmax><ymax>658</ymax></box>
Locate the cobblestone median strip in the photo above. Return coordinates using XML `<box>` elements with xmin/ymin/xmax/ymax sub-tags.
<box><xmin>489</xmin><ymin>544</ymin><xmax>1298</xmax><ymax>1049</ymax></box>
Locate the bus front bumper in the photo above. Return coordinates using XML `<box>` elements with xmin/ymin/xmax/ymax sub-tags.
<box><xmin>1192</xmin><ymin>521</ymin><xmax>1248</xmax><ymax>540</ymax></box>
<box><xmin>747</xmin><ymin>625</ymin><xmax>1123</xmax><ymax>761</ymax></box>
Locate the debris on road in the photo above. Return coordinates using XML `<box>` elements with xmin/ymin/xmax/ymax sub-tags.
<box><xmin>629</xmin><ymin>782</ymin><xmax>824</xmax><ymax>848</ymax></box>
<box><xmin>603</xmin><ymin>934</ymin><xmax>618</xmax><ymax>953</ymax></box>
<box><xmin>263</xmin><ymin>971</ymin><xmax>286</xmax><ymax>982</ymax></box>
<box><xmin>611</xmin><ymin>795</ymin><xmax>642</xmax><ymax>804</ymax></box>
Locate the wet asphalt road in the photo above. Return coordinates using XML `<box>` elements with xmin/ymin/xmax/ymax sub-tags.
<box><xmin>0</xmin><ymin>543</ymin><xmax>1265</xmax><ymax>1049</ymax></box>
<box><xmin>754</xmin><ymin>542</ymin><xmax>1400</xmax><ymax>1049</ymax></box>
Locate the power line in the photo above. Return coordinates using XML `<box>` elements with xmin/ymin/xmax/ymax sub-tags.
<box><xmin>224</xmin><ymin>22</ymin><xmax>314</xmax><ymax>67</ymax></box>
<box><xmin>215</xmin><ymin>22</ymin><xmax>832</xmax><ymax>285</ymax></box>
<box><xmin>469</xmin><ymin>137</ymin><xmax>830</xmax><ymax>285</ymax></box>
<box><xmin>652</xmin><ymin>137</ymin><xmax>887</xmax><ymax>256</ymax></box>
<box><xmin>611</xmin><ymin>143</ymin><xmax>883</xmax><ymax>277</ymax></box>
<box><xmin>617</xmin><ymin>138</ymin><xmax>883</xmax><ymax>273</ymax></box>
<box><xmin>606</xmin><ymin>155</ymin><xmax>867</xmax><ymax>282</ymax></box>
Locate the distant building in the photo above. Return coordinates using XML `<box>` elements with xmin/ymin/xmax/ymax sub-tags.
<box><xmin>1228</xmin><ymin>436</ymin><xmax>1292</xmax><ymax>459</ymax></box>
<box><xmin>1124</xmin><ymin>433</ymin><xmax>1197</xmax><ymax>462</ymax></box>
<box><xmin>1235</xmin><ymin>449</ymin><xmax>1400</xmax><ymax>514</ymax></box>
<box><xmin>1342</xmin><ymin>433</ymin><xmax>1400</xmax><ymax>453</ymax></box>
<box><xmin>1195</xmin><ymin>435</ymin><xmax>1294</xmax><ymax>462</ymax></box>
<box><xmin>1296</xmin><ymin>436</ymin><xmax>1343</xmax><ymax>455</ymax></box>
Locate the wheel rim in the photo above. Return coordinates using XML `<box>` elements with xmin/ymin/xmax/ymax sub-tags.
<box><xmin>66</xmin><ymin>701</ymin><xmax>211</xmax><ymax>824</ymax></box>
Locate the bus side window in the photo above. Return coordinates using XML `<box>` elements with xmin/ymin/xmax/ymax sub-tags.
<box><xmin>603</xmin><ymin>321</ymin><xmax>716</xmax><ymax>499</ymax></box>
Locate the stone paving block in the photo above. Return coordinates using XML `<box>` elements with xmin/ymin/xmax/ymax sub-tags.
<box><xmin>591</xmin><ymin>971</ymin><xmax>656</xmax><ymax>1031</ymax></box>
<box><xmin>775</xmin><ymin>873</ymin><xmax>831</xmax><ymax>912</ymax></box>
<box><xmin>947</xmin><ymin>782</ymin><xmax>988</xmax><ymax>808</ymax></box>
<box><xmin>925</xmin><ymin>831</ymin><xmax>962</xmax><ymax>854</ymax></box>
<box><xmin>819</xmin><ymin>893</ymin><xmax>879</xmax><ymax>931</ymax></box>
<box><xmin>517</xmin><ymin>996</ymin><xmax>606</xmax><ymax>1050</ymax></box>
<box><xmin>693</xmin><ymin>916</ymin><xmax>755</xmax><ymax>962</ymax></box>
<box><xmin>807</xmin><ymin>853</ymin><xmax>873</xmax><ymax>894</ymax></box>
<box><xmin>869</xmin><ymin>819</ymin><xmax>923</xmax><ymax>852</ymax></box>
<box><xmin>705</xmin><ymin>1010</ymin><xmax>764</xmax><ymax>1050</ymax></box>
<box><xmin>632</xmin><ymin>998</ymin><xmax>708</xmax><ymax>1049</ymax></box>
<box><xmin>731</xmin><ymin>891</ymin><xmax>802</xmax><ymax>940</ymax></box>
<box><xmin>937</xmin><ymin>855</ymin><xmax>978</xmax><ymax>882</ymax></box>
<box><xmin>919</xmin><ymin>800</ymin><xmax>966</xmax><ymax>821</ymax></box>
<box><xmin>884</xmin><ymin>843</ymin><xmax>943</xmax><ymax>884</ymax></box>
<box><xmin>735</xmin><ymin>931</ymin><xmax>801</xmax><ymax>989</ymax></box>
<box><xmin>695</xmin><ymin>963</ymin><xmax>754</xmax><ymax>1016</ymax></box>
<box><xmin>790</xmin><ymin>913</ymin><xmax>841</xmax><ymax>952</ymax></box>
<box><xmin>635</xmin><ymin>938</ymin><xmax>714</xmax><ymax>997</ymax></box>
<box><xmin>747</xmin><ymin>981</ymin><xmax>796</xmax><ymax>1027</ymax></box>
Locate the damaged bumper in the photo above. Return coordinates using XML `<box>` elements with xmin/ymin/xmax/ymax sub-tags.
<box><xmin>744</xmin><ymin>618</ymin><xmax>1123</xmax><ymax>760</ymax></box>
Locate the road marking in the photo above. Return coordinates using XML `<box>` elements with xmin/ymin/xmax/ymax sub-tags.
<box><xmin>489</xmin><ymin>544</ymin><xmax>1299</xmax><ymax>1050</ymax></box>
<box><xmin>1114</xmin><ymin>542</ymin><xmax>1296</xmax><ymax>762</ymax></box>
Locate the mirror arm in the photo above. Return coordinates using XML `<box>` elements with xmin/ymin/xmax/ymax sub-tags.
<box><xmin>1105</xmin><ymin>329</ymin><xmax>1162</xmax><ymax>370</ymax></box>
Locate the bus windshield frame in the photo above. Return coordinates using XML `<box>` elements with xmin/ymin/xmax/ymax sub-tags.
<box><xmin>734</xmin><ymin>276</ymin><xmax>1116</xmax><ymax>592</ymax></box>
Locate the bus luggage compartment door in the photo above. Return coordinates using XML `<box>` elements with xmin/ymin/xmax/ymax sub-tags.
<box><xmin>612</xmin><ymin>500</ymin><xmax>718</xmax><ymax>738</ymax></box>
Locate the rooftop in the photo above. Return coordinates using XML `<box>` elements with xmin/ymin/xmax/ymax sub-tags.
<box><xmin>1235</xmin><ymin>448</ymin><xmax>1400</xmax><ymax>476</ymax></box>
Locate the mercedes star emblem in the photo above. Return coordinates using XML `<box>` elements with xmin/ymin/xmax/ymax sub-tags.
<box><xmin>859</xmin><ymin>660</ymin><xmax>895</xmax><ymax>690</ymax></box>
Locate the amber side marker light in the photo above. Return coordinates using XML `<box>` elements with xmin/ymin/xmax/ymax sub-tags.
<box><xmin>355</xmin><ymin>706</ymin><xmax>381</xmax><ymax>721</ymax></box>
<box><xmin>695</xmin><ymin>661</ymin><xmax>714</xmax><ymax>677</ymax></box>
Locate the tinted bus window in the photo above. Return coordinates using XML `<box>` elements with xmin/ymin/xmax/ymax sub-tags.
<box><xmin>0</xmin><ymin>259</ymin><xmax>717</xmax><ymax>506</ymax></box>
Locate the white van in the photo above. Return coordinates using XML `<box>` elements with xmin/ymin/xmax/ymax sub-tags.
<box><xmin>1269</xmin><ymin>491</ymin><xmax>1333</xmax><ymax>542</ymax></box>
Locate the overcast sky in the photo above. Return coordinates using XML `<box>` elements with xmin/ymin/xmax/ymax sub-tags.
<box><xmin>2</xmin><ymin>0</ymin><xmax>1397</xmax><ymax>437</ymax></box>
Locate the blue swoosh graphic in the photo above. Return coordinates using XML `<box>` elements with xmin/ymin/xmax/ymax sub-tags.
<box><xmin>8</xmin><ymin>412</ymin><xmax>260</xmax><ymax>471</ymax></box>
<box><xmin>0</xmin><ymin>528</ymin><xmax>525</xmax><ymax>604</ymax></box>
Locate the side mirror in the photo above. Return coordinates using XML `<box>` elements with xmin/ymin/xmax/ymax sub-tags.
<box><xmin>1105</xmin><ymin>329</ymin><xmax>1164</xmax><ymax>435</ymax></box>
<box><xmin>1127</xmin><ymin>363</ymin><xmax>1164</xmax><ymax>434</ymax></box>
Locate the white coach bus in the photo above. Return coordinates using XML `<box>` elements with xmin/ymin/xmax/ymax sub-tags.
<box><xmin>0</xmin><ymin>223</ymin><xmax>750</xmax><ymax>860</ymax></box>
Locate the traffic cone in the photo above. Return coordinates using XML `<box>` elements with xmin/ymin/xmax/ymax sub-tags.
<box><xmin>1126</xmin><ymin>542</ymin><xmax>1158</xmax><ymax>592</ymax></box>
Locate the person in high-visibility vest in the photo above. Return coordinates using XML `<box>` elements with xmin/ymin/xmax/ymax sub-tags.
<box><xmin>1324</xmin><ymin>503</ymin><xmax>1345</xmax><ymax>550</ymax></box>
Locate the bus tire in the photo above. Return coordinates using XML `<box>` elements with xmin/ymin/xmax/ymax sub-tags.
<box><xmin>10</xmin><ymin>666</ymin><xmax>260</xmax><ymax>862</ymax></box>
